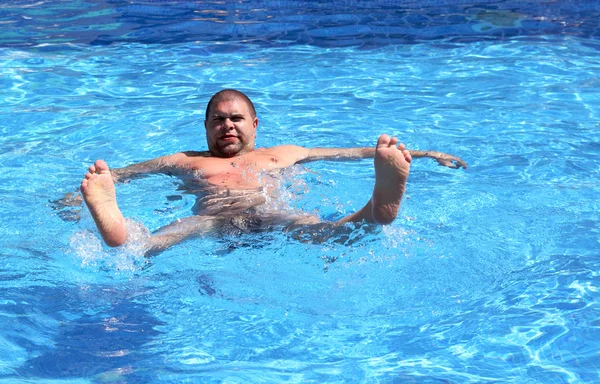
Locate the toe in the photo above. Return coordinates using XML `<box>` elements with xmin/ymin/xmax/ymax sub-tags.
<box><xmin>377</xmin><ymin>134</ymin><xmax>391</xmax><ymax>147</ymax></box>
<box><xmin>94</xmin><ymin>160</ymin><xmax>110</xmax><ymax>174</ymax></box>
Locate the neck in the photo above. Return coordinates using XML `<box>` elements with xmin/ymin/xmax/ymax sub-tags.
<box><xmin>211</xmin><ymin>147</ymin><xmax>256</xmax><ymax>158</ymax></box>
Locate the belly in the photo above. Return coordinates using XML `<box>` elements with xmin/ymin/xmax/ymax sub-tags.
<box><xmin>192</xmin><ymin>189</ymin><xmax>267</xmax><ymax>216</ymax></box>
<box><xmin>182</xmin><ymin>169</ymin><xmax>284</xmax><ymax>215</ymax></box>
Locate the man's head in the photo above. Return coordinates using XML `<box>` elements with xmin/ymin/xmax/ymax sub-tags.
<box><xmin>204</xmin><ymin>89</ymin><xmax>258</xmax><ymax>158</ymax></box>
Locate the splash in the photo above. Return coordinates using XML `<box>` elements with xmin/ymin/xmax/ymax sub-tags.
<box><xmin>254</xmin><ymin>165</ymin><xmax>311</xmax><ymax>214</ymax></box>
<box><xmin>70</xmin><ymin>218</ymin><xmax>150</xmax><ymax>274</ymax></box>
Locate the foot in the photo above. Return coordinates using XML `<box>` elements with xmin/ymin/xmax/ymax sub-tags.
<box><xmin>80</xmin><ymin>160</ymin><xmax>127</xmax><ymax>247</ymax></box>
<box><xmin>370</xmin><ymin>134</ymin><xmax>411</xmax><ymax>224</ymax></box>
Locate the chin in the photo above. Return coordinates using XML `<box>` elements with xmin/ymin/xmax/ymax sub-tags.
<box><xmin>218</xmin><ymin>147</ymin><xmax>241</xmax><ymax>157</ymax></box>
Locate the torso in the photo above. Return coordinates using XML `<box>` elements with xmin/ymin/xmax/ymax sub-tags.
<box><xmin>165</xmin><ymin>146</ymin><xmax>304</xmax><ymax>215</ymax></box>
<box><xmin>172</xmin><ymin>146</ymin><xmax>301</xmax><ymax>191</ymax></box>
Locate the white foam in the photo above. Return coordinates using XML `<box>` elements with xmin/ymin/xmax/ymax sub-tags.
<box><xmin>69</xmin><ymin>218</ymin><xmax>150</xmax><ymax>274</ymax></box>
<box><xmin>255</xmin><ymin>165</ymin><xmax>310</xmax><ymax>214</ymax></box>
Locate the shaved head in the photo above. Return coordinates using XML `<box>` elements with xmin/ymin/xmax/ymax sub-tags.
<box><xmin>205</xmin><ymin>89</ymin><xmax>256</xmax><ymax>120</ymax></box>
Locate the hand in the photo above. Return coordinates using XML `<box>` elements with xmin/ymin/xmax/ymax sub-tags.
<box><xmin>434</xmin><ymin>154</ymin><xmax>468</xmax><ymax>169</ymax></box>
<box><xmin>49</xmin><ymin>192</ymin><xmax>83</xmax><ymax>222</ymax></box>
<box><xmin>110</xmin><ymin>169</ymin><xmax>122</xmax><ymax>183</ymax></box>
<box><xmin>50</xmin><ymin>192</ymin><xmax>83</xmax><ymax>208</ymax></box>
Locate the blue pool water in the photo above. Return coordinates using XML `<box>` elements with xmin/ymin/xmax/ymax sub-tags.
<box><xmin>1</xmin><ymin>1</ymin><xmax>600</xmax><ymax>382</ymax></box>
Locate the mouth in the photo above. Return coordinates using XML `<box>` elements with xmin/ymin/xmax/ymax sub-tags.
<box><xmin>219</xmin><ymin>134</ymin><xmax>238</xmax><ymax>142</ymax></box>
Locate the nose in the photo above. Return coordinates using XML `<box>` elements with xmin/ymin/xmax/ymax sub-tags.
<box><xmin>223</xmin><ymin>118</ymin><xmax>235</xmax><ymax>130</ymax></box>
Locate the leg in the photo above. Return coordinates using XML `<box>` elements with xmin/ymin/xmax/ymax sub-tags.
<box><xmin>81</xmin><ymin>160</ymin><xmax>127</xmax><ymax>247</ymax></box>
<box><xmin>146</xmin><ymin>215</ymin><xmax>222</xmax><ymax>256</ymax></box>
<box><xmin>284</xmin><ymin>130</ymin><xmax>411</xmax><ymax>239</ymax></box>
<box><xmin>339</xmin><ymin>134</ymin><xmax>411</xmax><ymax>225</ymax></box>
<box><xmin>81</xmin><ymin>160</ymin><xmax>225</xmax><ymax>254</ymax></box>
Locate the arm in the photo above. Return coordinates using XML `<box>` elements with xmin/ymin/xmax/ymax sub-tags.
<box><xmin>408</xmin><ymin>150</ymin><xmax>467</xmax><ymax>169</ymax></box>
<box><xmin>295</xmin><ymin>147</ymin><xmax>467</xmax><ymax>169</ymax></box>
<box><xmin>52</xmin><ymin>153</ymin><xmax>185</xmax><ymax>218</ymax></box>
<box><xmin>296</xmin><ymin>147</ymin><xmax>375</xmax><ymax>163</ymax></box>
<box><xmin>111</xmin><ymin>153</ymin><xmax>185</xmax><ymax>182</ymax></box>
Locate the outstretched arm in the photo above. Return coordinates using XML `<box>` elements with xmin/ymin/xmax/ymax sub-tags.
<box><xmin>52</xmin><ymin>153</ymin><xmax>185</xmax><ymax>217</ymax></box>
<box><xmin>110</xmin><ymin>153</ymin><xmax>185</xmax><ymax>182</ymax></box>
<box><xmin>408</xmin><ymin>150</ymin><xmax>467</xmax><ymax>169</ymax></box>
<box><xmin>296</xmin><ymin>147</ymin><xmax>376</xmax><ymax>163</ymax></box>
<box><xmin>294</xmin><ymin>146</ymin><xmax>467</xmax><ymax>169</ymax></box>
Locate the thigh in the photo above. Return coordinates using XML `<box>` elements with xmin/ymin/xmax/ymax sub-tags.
<box><xmin>152</xmin><ymin>215</ymin><xmax>221</xmax><ymax>237</ymax></box>
<box><xmin>147</xmin><ymin>215</ymin><xmax>223</xmax><ymax>256</ymax></box>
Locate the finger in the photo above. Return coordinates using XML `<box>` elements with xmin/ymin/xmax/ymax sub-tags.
<box><xmin>450</xmin><ymin>159</ymin><xmax>466</xmax><ymax>169</ymax></box>
<box><xmin>437</xmin><ymin>159</ymin><xmax>455</xmax><ymax>168</ymax></box>
<box><xmin>449</xmin><ymin>156</ymin><xmax>467</xmax><ymax>169</ymax></box>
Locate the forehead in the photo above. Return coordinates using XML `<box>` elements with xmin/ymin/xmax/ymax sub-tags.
<box><xmin>209</xmin><ymin>98</ymin><xmax>252</xmax><ymax>116</ymax></box>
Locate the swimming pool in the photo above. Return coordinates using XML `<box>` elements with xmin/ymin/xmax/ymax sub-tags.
<box><xmin>1</xmin><ymin>0</ymin><xmax>599</xmax><ymax>382</ymax></box>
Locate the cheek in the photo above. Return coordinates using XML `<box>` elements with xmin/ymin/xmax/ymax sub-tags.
<box><xmin>205</xmin><ymin>130</ymin><xmax>216</xmax><ymax>142</ymax></box>
<box><xmin>241</xmin><ymin>125</ymin><xmax>254</xmax><ymax>135</ymax></box>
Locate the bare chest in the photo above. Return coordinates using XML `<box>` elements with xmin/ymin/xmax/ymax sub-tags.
<box><xmin>182</xmin><ymin>151</ymin><xmax>289</xmax><ymax>190</ymax></box>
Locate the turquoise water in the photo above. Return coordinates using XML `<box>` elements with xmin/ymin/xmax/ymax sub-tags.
<box><xmin>1</xmin><ymin>1</ymin><xmax>600</xmax><ymax>383</ymax></box>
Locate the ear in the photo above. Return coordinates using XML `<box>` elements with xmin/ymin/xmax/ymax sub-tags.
<box><xmin>253</xmin><ymin>117</ymin><xmax>258</xmax><ymax>136</ymax></box>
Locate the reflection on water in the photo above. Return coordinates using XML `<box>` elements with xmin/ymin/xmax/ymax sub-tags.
<box><xmin>5</xmin><ymin>284</ymin><xmax>163</xmax><ymax>382</ymax></box>
<box><xmin>2</xmin><ymin>0</ymin><xmax>599</xmax><ymax>48</ymax></box>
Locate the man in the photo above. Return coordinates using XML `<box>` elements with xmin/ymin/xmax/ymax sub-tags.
<box><xmin>80</xmin><ymin>89</ymin><xmax>466</xmax><ymax>255</ymax></box>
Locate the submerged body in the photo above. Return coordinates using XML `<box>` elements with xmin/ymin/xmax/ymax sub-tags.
<box><xmin>82</xmin><ymin>134</ymin><xmax>414</xmax><ymax>254</ymax></box>
<box><xmin>79</xmin><ymin>89</ymin><xmax>466</xmax><ymax>255</ymax></box>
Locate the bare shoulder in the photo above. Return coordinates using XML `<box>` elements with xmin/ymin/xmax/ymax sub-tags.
<box><xmin>165</xmin><ymin>151</ymin><xmax>212</xmax><ymax>167</ymax></box>
<box><xmin>180</xmin><ymin>150</ymin><xmax>211</xmax><ymax>157</ymax></box>
<box><xmin>171</xmin><ymin>151</ymin><xmax>211</xmax><ymax>161</ymax></box>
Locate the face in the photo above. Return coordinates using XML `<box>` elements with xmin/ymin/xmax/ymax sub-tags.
<box><xmin>204</xmin><ymin>99</ymin><xmax>258</xmax><ymax>158</ymax></box>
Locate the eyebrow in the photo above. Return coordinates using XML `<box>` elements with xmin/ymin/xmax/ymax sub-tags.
<box><xmin>211</xmin><ymin>112</ymin><xmax>245</xmax><ymax>118</ymax></box>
